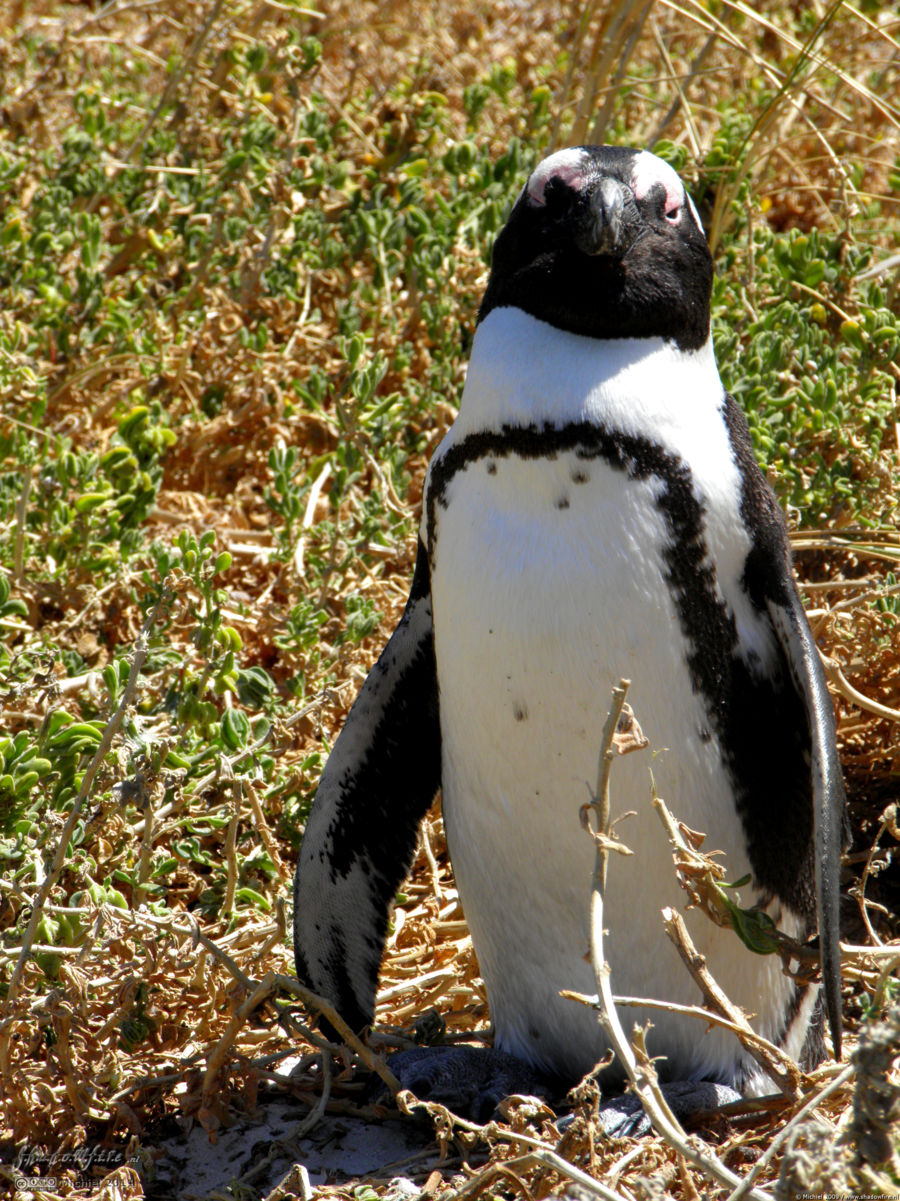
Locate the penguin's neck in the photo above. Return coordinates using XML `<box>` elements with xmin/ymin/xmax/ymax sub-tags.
<box><xmin>455</xmin><ymin>306</ymin><xmax>725</xmax><ymax>449</ymax></box>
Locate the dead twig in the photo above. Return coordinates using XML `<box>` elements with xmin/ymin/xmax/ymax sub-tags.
<box><xmin>415</xmin><ymin>1104</ymin><xmax>633</xmax><ymax>1201</ymax></box>
<box><xmin>246</xmin><ymin>780</ymin><xmax>290</xmax><ymax>884</ymax></box>
<box><xmin>580</xmin><ymin>679</ymin><xmax>771</xmax><ymax>1198</ymax></box>
<box><xmin>202</xmin><ymin>972</ymin><xmax>277</xmax><ymax>1106</ymax></box>
<box><xmin>13</xmin><ymin>464</ymin><xmax>32</xmax><ymax>583</ymax></box>
<box><xmin>821</xmin><ymin>656</ymin><xmax>900</xmax><ymax>725</ymax></box>
<box><xmin>726</xmin><ymin>1063</ymin><xmax>855</xmax><ymax>1201</ymax></box>
<box><xmin>124</xmin><ymin>0</ymin><xmax>226</xmax><ymax>164</ymax></box>
<box><xmin>661</xmin><ymin>907</ymin><xmax>802</xmax><ymax>1099</ymax></box>
<box><xmin>562</xmin><ymin>987</ymin><xmax>807</xmax><ymax>1086</ymax></box>
<box><xmin>273</xmin><ymin>974</ymin><xmax>402</xmax><ymax>1096</ymax></box>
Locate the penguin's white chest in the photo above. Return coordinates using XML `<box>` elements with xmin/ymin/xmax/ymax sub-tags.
<box><xmin>431</xmin><ymin>449</ymin><xmax>687</xmax><ymax>764</ymax></box>
<box><xmin>424</xmin><ymin>311</ymin><xmax>799</xmax><ymax>1087</ymax></box>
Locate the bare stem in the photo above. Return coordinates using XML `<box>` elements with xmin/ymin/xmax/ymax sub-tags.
<box><xmin>582</xmin><ymin>679</ymin><xmax>773</xmax><ymax>1201</ymax></box>
<box><xmin>662</xmin><ymin>906</ymin><xmax>801</xmax><ymax>1098</ymax></box>
<box><xmin>13</xmin><ymin>464</ymin><xmax>32</xmax><ymax>582</ymax></box>
<box><xmin>593</xmin><ymin>678</ymin><xmax>630</xmax><ymax>892</ymax></box>
<box><xmin>273</xmin><ymin>974</ymin><xmax>401</xmax><ymax>1095</ymax></box>
<box><xmin>725</xmin><ymin>1063</ymin><xmax>855</xmax><ymax>1201</ymax></box>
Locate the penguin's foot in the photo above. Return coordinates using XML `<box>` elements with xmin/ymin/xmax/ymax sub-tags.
<box><xmin>593</xmin><ymin>1081</ymin><xmax>742</xmax><ymax>1138</ymax></box>
<box><xmin>375</xmin><ymin>1044</ymin><xmax>555</xmax><ymax>1123</ymax></box>
<box><xmin>374</xmin><ymin>1048</ymin><xmax>740</xmax><ymax>1135</ymax></box>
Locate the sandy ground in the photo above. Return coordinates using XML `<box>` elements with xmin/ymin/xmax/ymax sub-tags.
<box><xmin>145</xmin><ymin>1059</ymin><xmax>449</xmax><ymax>1199</ymax></box>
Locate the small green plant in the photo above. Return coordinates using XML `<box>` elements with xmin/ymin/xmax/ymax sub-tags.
<box><xmin>0</xmin><ymin>731</ymin><xmax>52</xmax><ymax>836</ymax></box>
<box><xmin>712</xmin><ymin>225</ymin><xmax>898</xmax><ymax>525</ymax></box>
<box><xmin>336</xmin><ymin>593</ymin><xmax>382</xmax><ymax>644</ymax></box>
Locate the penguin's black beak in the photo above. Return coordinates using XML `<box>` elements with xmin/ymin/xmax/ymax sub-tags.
<box><xmin>575</xmin><ymin>177</ymin><xmax>642</xmax><ymax>258</ymax></box>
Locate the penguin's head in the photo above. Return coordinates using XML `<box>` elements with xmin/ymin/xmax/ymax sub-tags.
<box><xmin>478</xmin><ymin>146</ymin><xmax>713</xmax><ymax>352</ymax></box>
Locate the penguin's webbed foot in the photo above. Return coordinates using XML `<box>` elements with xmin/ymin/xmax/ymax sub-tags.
<box><xmin>374</xmin><ymin>1044</ymin><xmax>554</xmax><ymax>1123</ymax></box>
<box><xmin>374</xmin><ymin>1049</ymin><xmax>740</xmax><ymax>1135</ymax></box>
<box><xmin>593</xmin><ymin>1080</ymin><xmax>741</xmax><ymax>1138</ymax></box>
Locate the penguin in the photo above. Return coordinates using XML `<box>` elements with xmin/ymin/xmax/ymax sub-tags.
<box><xmin>293</xmin><ymin>145</ymin><xmax>845</xmax><ymax>1123</ymax></box>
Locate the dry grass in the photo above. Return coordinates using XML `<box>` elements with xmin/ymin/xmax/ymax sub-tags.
<box><xmin>0</xmin><ymin>0</ymin><xmax>899</xmax><ymax>1198</ymax></box>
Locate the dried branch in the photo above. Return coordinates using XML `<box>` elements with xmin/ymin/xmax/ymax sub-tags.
<box><xmin>581</xmin><ymin>679</ymin><xmax>771</xmax><ymax>1199</ymax></box>
<box><xmin>562</xmin><ymin>986</ymin><xmax>804</xmax><ymax>1079</ymax></box>
<box><xmin>273</xmin><ymin>974</ymin><xmax>401</xmax><ymax>1096</ymax></box>
<box><xmin>13</xmin><ymin>464</ymin><xmax>32</xmax><ymax>582</ymax></box>
<box><xmin>203</xmin><ymin>972</ymin><xmax>277</xmax><ymax>1104</ymax></box>
<box><xmin>661</xmin><ymin>907</ymin><xmax>801</xmax><ymax>1098</ymax></box>
<box><xmin>822</xmin><ymin>655</ymin><xmax>900</xmax><ymax>724</ymax></box>
<box><xmin>124</xmin><ymin>0</ymin><xmax>226</xmax><ymax>164</ymax></box>
<box><xmin>245</xmin><ymin>779</ymin><xmax>290</xmax><ymax>885</ymax></box>
<box><xmin>414</xmin><ymin>1103</ymin><xmax>633</xmax><ymax>1201</ymax></box>
<box><xmin>726</xmin><ymin>1063</ymin><xmax>855</xmax><ymax>1201</ymax></box>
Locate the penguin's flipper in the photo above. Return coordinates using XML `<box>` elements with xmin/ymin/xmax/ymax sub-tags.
<box><xmin>724</xmin><ymin>393</ymin><xmax>845</xmax><ymax>1061</ymax></box>
<box><xmin>765</xmin><ymin>590</ymin><xmax>845</xmax><ymax>1061</ymax></box>
<box><xmin>293</xmin><ymin>539</ymin><xmax>441</xmax><ymax>1033</ymax></box>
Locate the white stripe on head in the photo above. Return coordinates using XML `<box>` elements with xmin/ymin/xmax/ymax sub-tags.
<box><xmin>631</xmin><ymin>149</ymin><xmax>703</xmax><ymax>232</ymax></box>
<box><xmin>526</xmin><ymin>147</ymin><xmax>590</xmax><ymax>207</ymax></box>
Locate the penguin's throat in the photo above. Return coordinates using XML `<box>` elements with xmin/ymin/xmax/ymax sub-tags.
<box><xmin>456</xmin><ymin>306</ymin><xmax>723</xmax><ymax>438</ymax></box>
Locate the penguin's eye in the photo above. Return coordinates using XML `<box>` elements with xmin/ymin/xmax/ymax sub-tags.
<box><xmin>640</xmin><ymin>180</ymin><xmax>683</xmax><ymax>225</ymax></box>
<box><xmin>542</xmin><ymin>176</ymin><xmax>574</xmax><ymax>212</ymax></box>
<box><xmin>525</xmin><ymin>150</ymin><xmax>591</xmax><ymax>208</ymax></box>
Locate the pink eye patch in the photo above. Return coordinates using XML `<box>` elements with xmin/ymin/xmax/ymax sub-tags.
<box><xmin>631</xmin><ymin>150</ymin><xmax>688</xmax><ymax>222</ymax></box>
<box><xmin>525</xmin><ymin>148</ymin><xmax>591</xmax><ymax>207</ymax></box>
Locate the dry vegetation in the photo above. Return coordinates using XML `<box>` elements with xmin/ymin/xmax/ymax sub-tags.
<box><xmin>0</xmin><ymin>0</ymin><xmax>899</xmax><ymax>1198</ymax></box>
